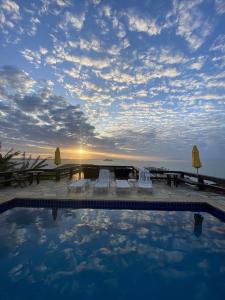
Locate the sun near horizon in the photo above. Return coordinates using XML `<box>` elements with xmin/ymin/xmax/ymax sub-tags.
<box><xmin>28</xmin><ymin>146</ymin><xmax>167</xmax><ymax>162</ymax></box>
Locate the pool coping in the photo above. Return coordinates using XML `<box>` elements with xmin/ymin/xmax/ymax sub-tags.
<box><xmin>1</xmin><ymin>197</ymin><xmax>225</xmax><ymax>222</ymax></box>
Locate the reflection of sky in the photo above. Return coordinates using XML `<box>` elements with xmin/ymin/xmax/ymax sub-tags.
<box><xmin>0</xmin><ymin>208</ymin><xmax>225</xmax><ymax>300</ymax></box>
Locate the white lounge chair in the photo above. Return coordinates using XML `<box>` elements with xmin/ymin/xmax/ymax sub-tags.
<box><xmin>68</xmin><ymin>179</ymin><xmax>90</xmax><ymax>192</ymax></box>
<box><xmin>116</xmin><ymin>180</ymin><xmax>131</xmax><ymax>192</ymax></box>
<box><xmin>94</xmin><ymin>169</ymin><xmax>110</xmax><ymax>192</ymax></box>
<box><xmin>137</xmin><ymin>168</ymin><xmax>153</xmax><ymax>192</ymax></box>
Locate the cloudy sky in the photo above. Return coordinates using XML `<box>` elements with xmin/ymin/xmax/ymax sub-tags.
<box><xmin>0</xmin><ymin>0</ymin><xmax>225</xmax><ymax>160</ymax></box>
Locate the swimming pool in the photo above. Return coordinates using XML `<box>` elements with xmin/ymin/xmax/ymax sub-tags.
<box><xmin>0</xmin><ymin>205</ymin><xmax>225</xmax><ymax>300</ymax></box>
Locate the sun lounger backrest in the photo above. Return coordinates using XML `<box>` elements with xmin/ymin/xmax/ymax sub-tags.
<box><xmin>98</xmin><ymin>169</ymin><xmax>110</xmax><ymax>182</ymax></box>
<box><xmin>139</xmin><ymin>168</ymin><xmax>151</xmax><ymax>182</ymax></box>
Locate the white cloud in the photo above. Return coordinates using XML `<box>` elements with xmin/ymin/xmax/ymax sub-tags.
<box><xmin>60</xmin><ymin>11</ymin><xmax>85</xmax><ymax>31</ymax></box>
<box><xmin>155</xmin><ymin>68</ymin><xmax>180</xmax><ymax>78</ymax></box>
<box><xmin>97</xmin><ymin>69</ymin><xmax>141</xmax><ymax>84</ymax></box>
<box><xmin>107</xmin><ymin>44</ymin><xmax>121</xmax><ymax>55</ymax></box>
<box><xmin>27</xmin><ymin>17</ymin><xmax>40</xmax><ymax>36</ymax></box>
<box><xmin>38</xmin><ymin>0</ymin><xmax>71</xmax><ymax>15</ymax></box>
<box><xmin>0</xmin><ymin>0</ymin><xmax>20</xmax><ymax>29</ymax></box>
<box><xmin>158</xmin><ymin>48</ymin><xmax>188</xmax><ymax>65</ymax></box>
<box><xmin>83</xmin><ymin>81</ymin><xmax>103</xmax><ymax>92</ymax></box>
<box><xmin>0</xmin><ymin>68</ymin><xmax>97</xmax><ymax>148</ymax></box>
<box><xmin>215</xmin><ymin>0</ymin><xmax>225</xmax><ymax>15</ymax></box>
<box><xmin>64</xmin><ymin>67</ymin><xmax>81</xmax><ymax>79</ymax></box>
<box><xmin>64</xmin><ymin>83</ymin><xmax>80</xmax><ymax>95</ymax></box>
<box><xmin>134</xmin><ymin>90</ymin><xmax>148</xmax><ymax>97</ymax></box>
<box><xmin>186</xmin><ymin>93</ymin><xmax>225</xmax><ymax>101</ymax></box>
<box><xmin>21</xmin><ymin>46</ymin><xmax>52</xmax><ymax>66</ymax></box>
<box><xmin>56</xmin><ymin>0</ymin><xmax>71</xmax><ymax>7</ymax></box>
<box><xmin>1</xmin><ymin>0</ymin><xmax>19</xmax><ymax>14</ymax></box>
<box><xmin>39</xmin><ymin>47</ymin><xmax>48</xmax><ymax>55</ymax></box>
<box><xmin>122</xmin><ymin>38</ymin><xmax>130</xmax><ymax>48</ymax></box>
<box><xmin>188</xmin><ymin>56</ymin><xmax>205</xmax><ymax>70</ymax></box>
<box><xmin>91</xmin><ymin>0</ymin><xmax>101</xmax><ymax>5</ymax></box>
<box><xmin>21</xmin><ymin>49</ymin><xmax>42</xmax><ymax>67</ymax></box>
<box><xmin>206</xmin><ymin>80</ymin><xmax>225</xmax><ymax>89</ymax></box>
<box><xmin>210</xmin><ymin>35</ymin><xmax>225</xmax><ymax>53</ymax></box>
<box><xmin>101</xmin><ymin>5</ymin><xmax>112</xmax><ymax>18</ymax></box>
<box><xmin>64</xmin><ymin>83</ymin><xmax>111</xmax><ymax>103</ymax></box>
<box><xmin>96</xmin><ymin>66</ymin><xmax>180</xmax><ymax>86</ymax></box>
<box><xmin>81</xmin><ymin>38</ymin><xmax>101</xmax><ymax>52</ymax></box>
<box><xmin>0</xmin><ymin>11</ymin><xmax>6</xmax><ymax>25</ymax></box>
<box><xmin>173</xmin><ymin>0</ymin><xmax>212</xmax><ymax>50</ymax></box>
<box><xmin>68</xmin><ymin>37</ymin><xmax>101</xmax><ymax>52</ymax></box>
<box><xmin>63</xmin><ymin>53</ymin><xmax>110</xmax><ymax>69</ymax></box>
<box><xmin>189</xmin><ymin>61</ymin><xmax>203</xmax><ymax>70</ymax></box>
<box><xmin>45</xmin><ymin>55</ymin><xmax>62</xmax><ymax>65</ymax></box>
<box><xmin>115</xmin><ymin>20</ymin><xmax>126</xmax><ymax>39</ymax></box>
<box><xmin>0</xmin><ymin>65</ymin><xmax>35</xmax><ymax>95</ymax></box>
<box><xmin>125</xmin><ymin>10</ymin><xmax>162</xmax><ymax>36</ymax></box>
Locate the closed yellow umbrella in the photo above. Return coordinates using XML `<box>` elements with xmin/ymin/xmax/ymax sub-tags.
<box><xmin>192</xmin><ymin>145</ymin><xmax>202</xmax><ymax>174</ymax></box>
<box><xmin>54</xmin><ymin>147</ymin><xmax>61</xmax><ymax>166</ymax></box>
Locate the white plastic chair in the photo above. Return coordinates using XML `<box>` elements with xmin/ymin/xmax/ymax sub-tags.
<box><xmin>116</xmin><ymin>180</ymin><xmax>131</xmax><ymax>192</ymax></box>
<box><xmin>137</xmin><ymin>168</ymin><xmax>153</xmax><ymax>192</ymax></box>
<box><xmin>68</xmin><ymin>179</ymin><xmax>90</xmax><ymax>192</ymax></box>
<box><xmin>94</xmin><ymin>169</ymin><xmax>110</xmax><ymax>192</ymax></box>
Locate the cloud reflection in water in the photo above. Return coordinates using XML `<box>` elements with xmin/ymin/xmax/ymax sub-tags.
<box><xmin>0</xmin><ymin>208</ymin><xmax>225</xmax><ymax>300</ymax></box>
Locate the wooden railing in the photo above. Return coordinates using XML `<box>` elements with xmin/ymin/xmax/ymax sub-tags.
<box><xmin>1</xmin><ymin>165</ymin><xmax>225</xmax><ymax>194</ymax></box>
<box><xmin>146</xmin><ymin>169</ymin><xmax>225</xmax><ymax>194</ymax></box>
<box><xmin>0</xmin><ymin>166</ymin><xmax>81</xmax><ymax>186</ymax></box>
<box><xmin>39</xmin><ymin>167</ymin><xmax>80</xmax><ymax>181</ymax></box>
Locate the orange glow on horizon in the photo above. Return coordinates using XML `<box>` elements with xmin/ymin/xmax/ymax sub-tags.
<box><xmin>12</xmin><ymin>145</ymin><xmax>168</xmax><ymax>161</ymax></box>
<box><xmin>78</xmin><ymin>149</ymin><xmax>84</xmax><ymax>154</ymax></box>
<box><xmin>62</xmin><ymin>147</ymin><xmax>162</xmax><ymax>161</ymax></box>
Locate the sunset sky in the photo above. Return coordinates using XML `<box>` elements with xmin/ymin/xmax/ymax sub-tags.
<box><xmin>0</xmin><ymin>0</ymin><xmax>225</xmax><ymax>160</ymax></box>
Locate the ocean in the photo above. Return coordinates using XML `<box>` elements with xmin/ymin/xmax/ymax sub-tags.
<box><xmin>46</xmin><ymin>158</ymin><xmax>225</xmax><ymax>179</ymax></box>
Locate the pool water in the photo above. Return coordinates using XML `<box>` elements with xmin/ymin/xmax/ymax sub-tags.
<box><xmin>0</xmin><ymin>207</ymin><xmax>225</xmax><ymax>300</ymax></box>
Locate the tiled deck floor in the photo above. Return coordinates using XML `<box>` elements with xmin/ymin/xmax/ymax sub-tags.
<box><xmin>1</xmin><ymin>178</ymin><xmax>225</xmax><ymax>212</ymax></box>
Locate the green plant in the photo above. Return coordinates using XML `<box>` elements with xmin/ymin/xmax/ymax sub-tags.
<box><xmin>0</xmin><ymin>149</ymin><xmax>21</xmax><ymax>171</ymax></box>
<box><xmin>0</xmin><ymin>149</ymin><xmax>49</xmax><ymax>172</ymax></box>
<box><xmin>19</xmin><ymin>152</ymin><xmax>49</xmax><ymax>170</ymax></box>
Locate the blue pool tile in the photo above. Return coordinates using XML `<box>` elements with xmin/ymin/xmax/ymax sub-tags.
<box><xmin>0</xmin><ymin>198</ymin><xmax>225</xmax><ymax>222</ymax></box>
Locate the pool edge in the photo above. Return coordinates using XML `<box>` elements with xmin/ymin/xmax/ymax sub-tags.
<box><xmin>1</xmin><ymin>197</ymin><xmax>225</xmax><ymax>222</ymax></box>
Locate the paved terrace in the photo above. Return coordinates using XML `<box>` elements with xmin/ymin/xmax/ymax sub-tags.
<box><xmin>1</xmin><ymin>178</ymin><xmax>225</xmax><ymax>213</ymax></box>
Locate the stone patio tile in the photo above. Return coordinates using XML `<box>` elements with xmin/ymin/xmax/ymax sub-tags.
<box><xmin>0</xmin><ymin>178</ymin><xmax>225</xmax><ymax>213</ymax></box>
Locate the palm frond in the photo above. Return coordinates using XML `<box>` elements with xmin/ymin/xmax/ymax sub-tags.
<box><xmin>25</xmin><ymin>154</ymin><xmax>32</xmax><ymax>169</ymax></box>
<box><xmin>32</xmin><ymin>157</ymin><xmax>49</xmax><ymax>170</ymax></box>
<box><xmin>30</xmin><ymin>155</ymin><xmax>41</xmax><ymax>169</ymax></box>
<box><xmin>0</xmin><ymin>149</ymin><xmax>49</xmax><ymax>171</ymax></box>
